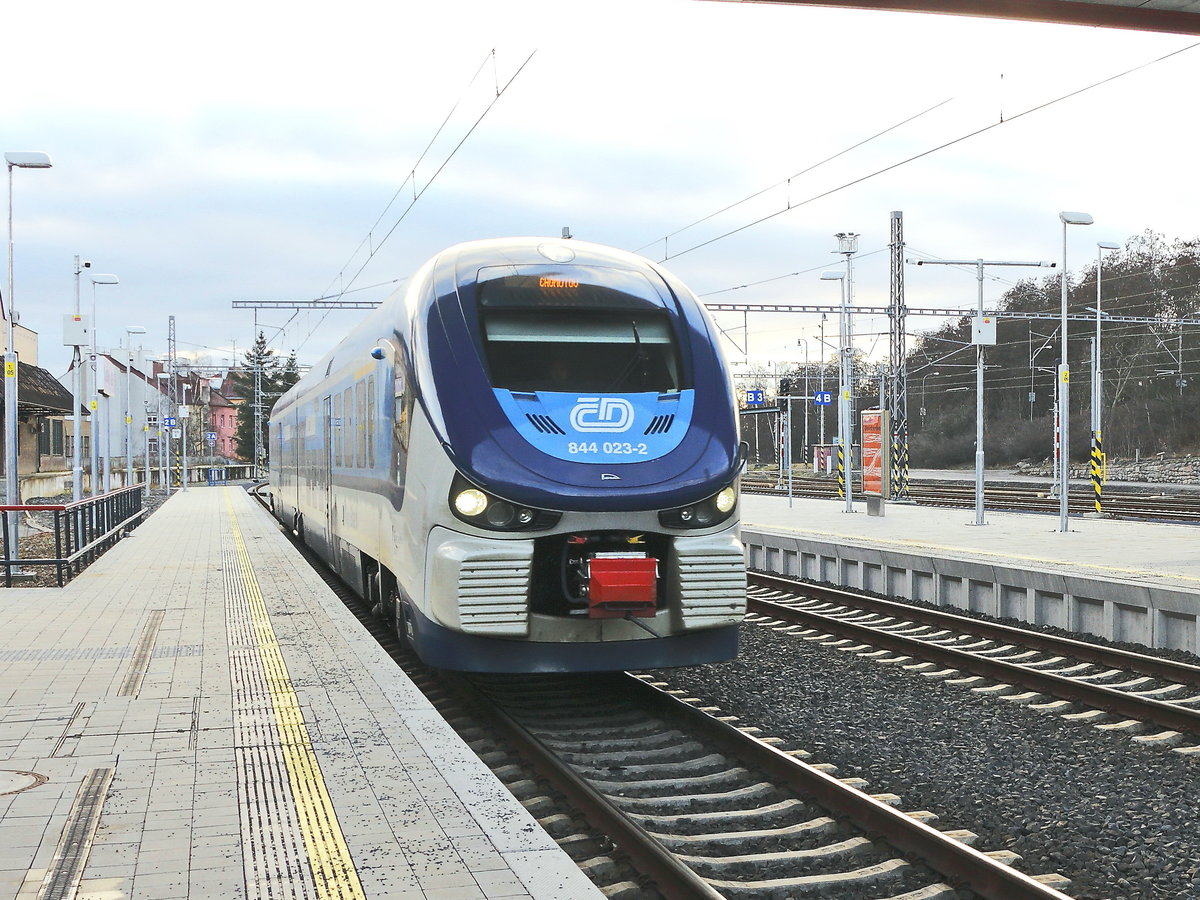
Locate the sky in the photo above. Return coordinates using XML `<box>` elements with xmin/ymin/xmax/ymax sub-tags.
<box><xmin>4</xmin><ymin>0</ymin><xmax>1199</xmax><ymax>384</ymax></box>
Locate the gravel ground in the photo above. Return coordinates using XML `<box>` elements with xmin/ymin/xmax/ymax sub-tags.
<box><xmin>651</xmin><ymin>626</ymin><xmax>1200</xmax><ymax>900</ymax></box>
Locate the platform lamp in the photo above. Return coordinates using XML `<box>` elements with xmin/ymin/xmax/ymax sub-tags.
<box><xmin>1058</xmin><ymin>211</ymin><xmax>1094</xmax><ymax>532</ymax></box>
<box><xmin>1092</xmin><ymin>241</ymin><xmax>1121</xmax><ymax>515</ymax></box>
<box><xmin>4</xmin><ymin>151</ymin><xmax>52</xmax><ymax>567</ymax></box>
<box><xmin>124</xmin><ymin>326</ymin><xmax>146</xmax><ymax>490</ymax></box>
<box><xmin>89</xmin><ymin>274</ymin><xmax>118</xmax><ymax>496</ymax></box>
<box><xmin>180</xmin><ymin>382</ymin><xmax>190</xmax><ymax>491</ymax></box>
<box><xmin>156</xmin><ymin>372</ymin><xmax>170</xmax><ymax>491</ymax></box>
<box><xmin>820</xmin><ymin>269</ymin><xmax>851</xmax><ymax>514</ymax></box>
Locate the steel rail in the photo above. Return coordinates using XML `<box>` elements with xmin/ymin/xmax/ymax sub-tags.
<box><xmin>623</xmin><ymin>675</ymin><xmax>1074</xmax><ymax>900</ymax></box>
<box><xmin>445</xmin><ymin>673</ymin><xmax>726</xmax><ymax>900</ymax></box>
<box><xmin>747</xmin><ymin>574</ymin><xmax>1200</xmax><ymax>734</ymax></box>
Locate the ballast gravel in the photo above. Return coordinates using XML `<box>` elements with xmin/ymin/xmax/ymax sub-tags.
<box><xmin>649</xmin><ymin>625</ymin><xmax>1200</xmax><ymax>900</ymax></box>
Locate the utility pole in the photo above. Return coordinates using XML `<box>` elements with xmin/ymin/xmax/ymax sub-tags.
<box><xmin>167</xmin><ymin>316</ymin><xmax>177</xmax><ymax>490</ymax></box>
<box><xmin>909</xmin><ymin>256</ymin><xmax>1054</xmax><ymax>525</ymax></box>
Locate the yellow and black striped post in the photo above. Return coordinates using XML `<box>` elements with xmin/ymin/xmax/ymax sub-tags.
<box><xmin>1090</xmin><ymin>431</ymin><xmax>1104</xmax><ymax>514</ymax></box>
<box><xmin>837</xmin><ymin>444</ymin><xmax>846</xmax><ymax>499</ymax></box>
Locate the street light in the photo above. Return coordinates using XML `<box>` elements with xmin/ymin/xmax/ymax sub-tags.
<box><xmin>89</xmin><ymin>274</ymin><xmax>118</xmax><ymax>496</ymax></box>
<box><xmin>1092</xmin><ymin>241</ymin><xmax>1121</xmax><ymax>515</ymax></box>
<box><xmin>180</xmin><ymin>383</ymin><xmax>191</xmax><ymax>491</ymax></box>
<box><xmin>919</xmin><ymin>370</ymin><xmax>940</xmax><ymax>422</ymax></box>
<box><xmin>4</xmin><ymin>151</ymin><xmax>52</xmax><ymax>567</ymax></box>
<box><xmin>124</xmin><ymin>326</ymin><xmax>146</xmax><ymax>490</ymax></box>
<box><xmin>821</xmin><ymin>267</ymin><xmax>852</xmax><ymax>513</ymax></box>
<box><xmin>70</xmin><ymin>257</ymin><xmax>94</xmax><ymax>502</ymax></box>
<box><xmin>796</xmin><ymin>337</ymin><xmax>810</xmax><ymax>462</ymax></box>
<box><xmin>156</xmin><ymin>372</ymin><xmax>170</xmax><ymax>490</ymax></box>
<box><xmin>1058</xmin><ymin>211</ymin><xmax>1094</xmax><ymax>532</ymax></box>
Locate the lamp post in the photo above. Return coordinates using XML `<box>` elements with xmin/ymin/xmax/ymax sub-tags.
<box><xmin>70</xmin><ymin>257</ymin><xmax>94</xmax><ymax>502</ymax></box>
<box><xmin>1058</xmin><ymin>211</ymin><xmax>1094</xmax><ymax>532</ymax></box>
<box><xmin>1092</xmin><ymin>241</ymin><xmax>1120</xmax><ymax>515</ymax></box>
<box><xmin>180</xmin><ymin>383</ymin><xmax>190</xmax><ymax>491</ymax></box>
<box><xmin>89</xmin><ymin>275</ymin><xmax>118</xmax><ymax>496</ymax></box>
<box><xmin>919</xmin><ymin>370</ymin><xmax>940</xmax><ymax>425</ymax></box>
<box><xmin>796</xmin><ymin>337</ymin><xmax>810</xmax><ymax>462</ymax></box>
<box><xmin>4</xmin><ymin>151</ymin><xmax>52</xmax><ymax>565</ymax></box>
<box><xmin>909</xmin><ymin>256</ymin><xmax>1053</xmax><ymax>525</ymax></box>
<box><xmin>97</xmin><ymin>388</ymin><xmax>111</xmax><ymax>493</ymax></box>
<box><xmin>821</xmin><ymin>267</ymin><xmax>851</xmax><ymax>513</ymax></box>
<box><xmin>818</xmin><ymin>313</ymin><xmax>828</xmax><ymax>446</ymax></box>
<box><xmin>124</xmin><ymin>326</ymin><xmax>146</xmax><ymax>489</ymax></box>
<box><xmin>157</xmin><ymin>372</ymin><xmax>169</xmax><ymax>491</ymax></box>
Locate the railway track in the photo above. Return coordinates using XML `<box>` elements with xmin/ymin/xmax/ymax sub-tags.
<box><xmin>253</xmin><ymin>488</ymin><xmax>1073</xmax><ymax>898</ymax></box>
<box><xmin>742</xmin><ymin>475</ymin><xmax>1200</xmax><ymax>523</ymax></box>
<box><xmin>461</xmin><ymin>671</ymin><xmax>1074</xmax><ymax>899</ymax></box>
<box><xmin>746</xmin><ymin>572</ymin><xmax>1200</xmax><ymax>749</ymax></box>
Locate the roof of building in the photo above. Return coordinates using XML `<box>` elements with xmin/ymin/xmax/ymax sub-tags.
<box><xmin>4</xmin><ymin>362</ymin><xmax>76</xmax><ymax>416</ymax></box>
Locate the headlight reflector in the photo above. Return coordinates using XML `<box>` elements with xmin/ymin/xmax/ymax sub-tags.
<box><xmin>454</xmin><ymin>489</ymin><xmax>488</xmax><ymax>517</ymax></box>
<box><xmin>448</xmin><ymin>474</ymin><xmax>562</xmax><ymax>532</ymax></box>
<box><xmin>658</xmin><ymin>484</ymin><xmax>738</xmax><ymax>530</ymax></box>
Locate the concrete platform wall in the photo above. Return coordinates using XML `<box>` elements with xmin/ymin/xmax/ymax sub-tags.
<box><xmin>742</xmin><ymin>526</ymin><xmax>1200</xmax><ymax>655</ymax></box>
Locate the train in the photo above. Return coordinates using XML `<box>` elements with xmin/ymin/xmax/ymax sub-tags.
<box><xmin>269</xmin><ymin>237</ymin><xmax>746</xmax><ymax>672</ymax></box>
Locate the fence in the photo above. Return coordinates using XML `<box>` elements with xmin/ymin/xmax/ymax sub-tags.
<box><xmin>0</xmin><ymin>485</ymin><xmax>145</xmax><ymax>587</ymax></box>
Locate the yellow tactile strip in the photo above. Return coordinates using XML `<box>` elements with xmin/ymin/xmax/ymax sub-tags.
<box><xmin>223</xmin><ymin>491</ymin><xmax>366</xmax><ymax>900</ymax></box>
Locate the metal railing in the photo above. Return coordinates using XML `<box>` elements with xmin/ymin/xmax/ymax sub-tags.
<box><xmin>1</xmin><ymin>485</ymin><xmax>145</xmax><ymax>587</ymax></box>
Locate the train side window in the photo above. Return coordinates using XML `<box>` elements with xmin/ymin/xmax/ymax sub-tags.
<box><xmin>343</xmin><ymin>388</ymin><xmax>350</xmax><ymax>472</ymax></box>
<box><xmin>356</xmin><ymin>381</ymin><xmax>366</xmax><ymax>467</ymax></box>
<box><xmin>366</xmin><ymin>375</ymin><xmax>376</xmax><ymax>469</ymax></box>
<box><xmin>332</xmin><ymin>392</ymin><xmax>342</xmax><ymax>467</ymax></box>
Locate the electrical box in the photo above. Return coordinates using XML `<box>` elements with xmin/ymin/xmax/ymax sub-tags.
<box><xmin>971</xmin><ymin>315</ymin><xmax>997</xmax><ymax>345</ymax></box>
<box><xmin>63</xmin><ymin>314</ymin><xmax>91</xmax><ymax>346</ymax></box>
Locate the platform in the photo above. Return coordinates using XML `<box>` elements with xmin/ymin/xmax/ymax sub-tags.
<box><xmin>0</xmin><ymin>486</ymin><xmax>601</xmax><ymax>900</ymax></box>
<box><xmin>741</xmin><ymin>493</ymin><xmax>1200</xmax><ymax>655</ymax></box>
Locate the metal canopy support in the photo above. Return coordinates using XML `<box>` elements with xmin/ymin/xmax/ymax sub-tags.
<box><xmin>704</xmin><ymin>302</ymin><xmax>1200</xmax><ymax>326</ymax></box>
<box><xmin>701</xmin><ymin>0</ymin><xmax>1200</xmax><ymax>37</ymax></box>
<box><xmin>232</xmin><ymin>300</ymin><xmax>380</xmax><ymax>310</ymax></box>
<box><xmin>167</xmin><ymin>316</ymin><xmax>177</xmax><ymax>490</ymax></box>
<box><xmin>888</xmin><ymin>211</ymin><xmax>909</xmax><ymax>500</ymax></box>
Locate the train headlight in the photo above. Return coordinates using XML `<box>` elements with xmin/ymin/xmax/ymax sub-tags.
<box><xmin>449</xmin><ymin>474</ymin><xmax>562</xmax><ymax>531</ymax></box>
<box><xmin>658</xmin><ymin>484</ymin><xmax>738</xmax><ymax>530</ymax></box>
<box><xmin>485</xmin><ymin>501</ymin><xmax>515</xmax><ymax>527</ymax></box>
<box><xmin>454</xmin><ymin>489</ymin><xmax>489</xmax><ymax>518</ymax></box>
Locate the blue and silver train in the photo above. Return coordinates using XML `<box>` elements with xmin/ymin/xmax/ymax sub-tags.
<box><xmin>269</xmin><ymin>237</ymin><xmax>746</xmax><ymax>672</ymax></box>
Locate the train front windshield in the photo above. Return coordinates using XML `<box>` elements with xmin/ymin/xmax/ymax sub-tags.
<box><xmin>477</xmin><ymin>267</ymin><xmax>683</xmax><ymax>394</ymax></box>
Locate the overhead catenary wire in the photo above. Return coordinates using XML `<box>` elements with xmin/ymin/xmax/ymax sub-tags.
<box><xmin>652</xmin><ymin>40</ymin><xmax>1200</xmax><ymax>264</ymax></box>
<box><xmin>279</xmin><ymin>50</ymin><xmax>537</xmax><ymax>354</ymax></box>
<box><xmin>632</xmin><ymin>98</ymin><xmax>954</xmax><ymax>256</ymax></box>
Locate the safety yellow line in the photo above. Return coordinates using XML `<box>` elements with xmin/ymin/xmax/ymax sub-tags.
<box><xmin>225</xmin><ymin>493</ymin><xmax>366</xmax><ymax>900</ymax></box>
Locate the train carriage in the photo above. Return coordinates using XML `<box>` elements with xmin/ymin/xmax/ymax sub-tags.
<box><xmin>270</xmin><ymin>237</ymin><xmax>746</xmax><ymax>672</ymax></box>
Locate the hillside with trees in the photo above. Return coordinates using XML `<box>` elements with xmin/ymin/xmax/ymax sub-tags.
<box><xmin>773</xmin><ymin>232</ymin><xmax>1200</xmax><ymax>468</ymax></box>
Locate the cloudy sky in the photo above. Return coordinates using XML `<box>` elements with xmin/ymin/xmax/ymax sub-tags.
<box><xmin>5</xmin><ymin>0</ymin><xmax>1198</xmax><ymax>381</ymax></box>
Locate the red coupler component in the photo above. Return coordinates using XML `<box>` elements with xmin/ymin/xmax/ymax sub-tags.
<box><xmin>587</xmin><ymin>556</ymin><xmax>658</xmax><ymax>618</ymax></box>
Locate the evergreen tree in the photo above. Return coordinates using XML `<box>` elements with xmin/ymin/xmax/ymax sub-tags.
<box><xmin>231</xmin><ymin>332</ymin><xmax>281</xmax><ymax>463</ymax></box>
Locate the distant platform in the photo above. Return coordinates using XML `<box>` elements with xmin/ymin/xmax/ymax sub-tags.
<box><xmin>0</xmin><ymin>486</ymin><xmax>600</xmax><ymax>900</ymax></box>
<box><xmin>741</xmin><ymin>493</ymin><xmax>1200</xmax><ymax>655</ymax></box>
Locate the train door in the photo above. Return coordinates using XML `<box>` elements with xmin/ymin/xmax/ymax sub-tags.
<box><xmin>323</xmin><ymin>395</ymin><xmax>335</xmax><ymax>546</ymax></box>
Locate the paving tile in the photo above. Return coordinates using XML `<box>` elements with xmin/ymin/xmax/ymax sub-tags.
<box><xmin>0</xmin><ymin>488</ymin><xmax>601</xmax><ymax>899</ymax></box>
